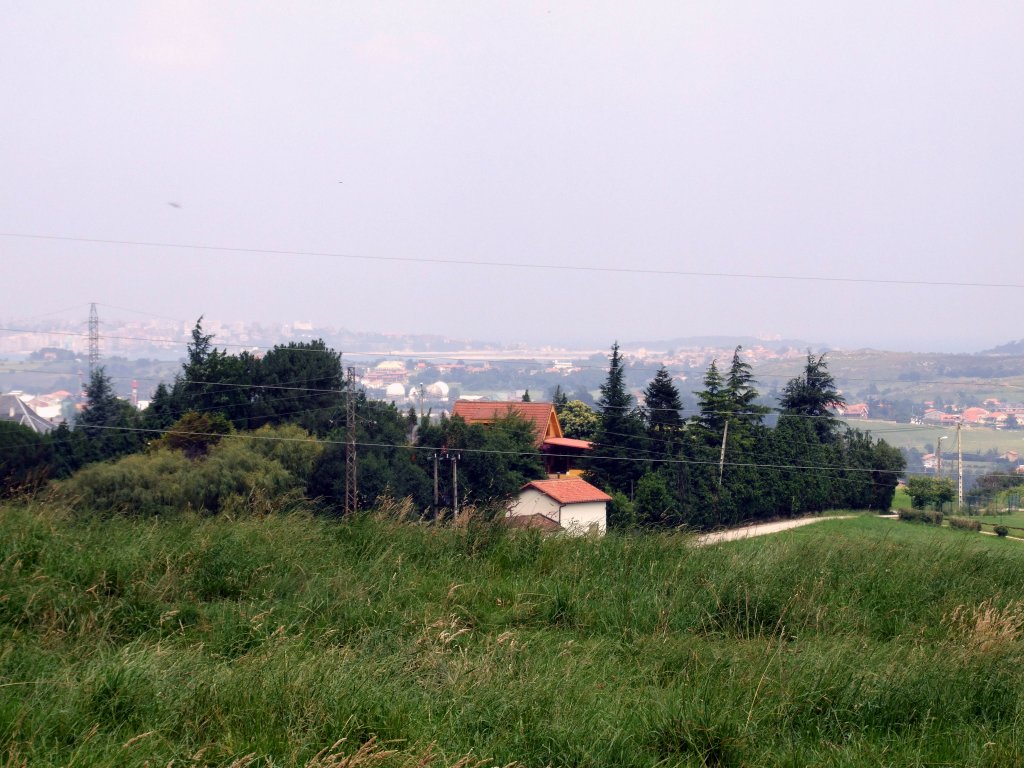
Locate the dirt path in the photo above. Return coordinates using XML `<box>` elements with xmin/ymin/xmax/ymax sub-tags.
<box><xmin>695</xmin><ymin>515</ymin><xmax>855</xmax><ymax>546</ymax></box>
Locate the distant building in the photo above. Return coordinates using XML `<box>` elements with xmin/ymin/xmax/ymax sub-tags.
<box><xmin>0</xmin><ymin>394</ymin><xmax>57</xmax><ymax>434</ymax></box>
<box><xmin>363</xmin><ymin>361</ymin><xmax>407</xmax><ymax>387</ymax></box>
<box><xmin>839</xmin><ymin>403</ymin><xmax>869</xmax><ymax>419</ymax></box>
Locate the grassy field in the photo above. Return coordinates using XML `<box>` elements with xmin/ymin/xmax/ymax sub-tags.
<box><xmin>4</xmin><ymin>506</ymin><xmax>1024</xmax><ymax>766</ymax></box>
<box><xmin>844</xmin><ymin>418</ymin><xmax>1024</xmax><ymax>455</ymax></box>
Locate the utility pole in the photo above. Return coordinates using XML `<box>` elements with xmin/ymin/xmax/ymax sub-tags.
<box><xmin>432</xmin><ymin>452</ymin><xmax>439</xmax><ymax>517</ymax></box>
<box><xmin>717</xmin><ymin>421</ymin><xmax>729</xmax><ymax>488</ymax></box>
<box><xmin>937</xmin><ymin>435</ymin><xmax>947</xmax><ymax>477</ymax></box>
<box><xmin>344</xmin><ymin>366</ymin><xmax>358</xmax><ymax>515</ymax></box>
<box><xmin>957</xmin><ymin>420</ymin><xmax>964</xmax><ymax>511</ymax></box>
<box><xmin>418</xmin><ymin>382</ymin><xmax>425</xmax><ymax>422</ymax></box>
<box><xmin>87</xmin><ymin>302</ymin><xmax>100</xmax><ymax>374</ymax></box>
<box><xmin>449</xmin><ymin>453</ymin><xmax>460</xmax><ymax>519</ymax></box>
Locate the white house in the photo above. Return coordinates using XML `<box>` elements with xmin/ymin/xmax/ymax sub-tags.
<box><xmin>507</xmin><ymin>477</ymin><xmax>611</xmax><ymax>536</ymax></box>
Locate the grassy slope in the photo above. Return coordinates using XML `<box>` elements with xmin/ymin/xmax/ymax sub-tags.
<box><xmin>3</xmin><ymin>508</ymin><xmax>1024</xmax><ymax>767</ymax></box>
<box><xmin>844</xmin><ymin>418</ymin><xmax>1024</xmax><ymax>455</ymax></box>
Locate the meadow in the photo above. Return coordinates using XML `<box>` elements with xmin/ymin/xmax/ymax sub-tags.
<box><xmin>845</xmin><ymin>418</ymin><xmax>1024</xmax><ymax>455</ymax></box>
<box><xmin>3</xmin><ymin>506</ymin><xmax>1024</xmax><ymax>766</ymax></box>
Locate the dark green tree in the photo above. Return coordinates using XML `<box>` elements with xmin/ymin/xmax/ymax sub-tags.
<box><xmin>694</xmin><ymin>360</ymin><xmax>730</xmax><ymax>436</ymax></box>
<box><xmin>252</xmin><ymin>339</ymin><xmax>344</xmax><ymax>435</ymax></box>
<box><xmin>634</xmin><ymin>470</ymin><xmax>677</xmax><ymax>527</ymax></box>
<box><xmin>642</xmin><ymin>366</ymin><xmax>683</xmax><ymax>458</ymax></box>
<box><xmin>550</xmin><ymin>385</ymin><xmax>569</xmax><ymax>412</ymax></box>
<box><xmin>587</xmin><ymin>342</ymin><xmax>647</xmax><ymax>494</ymax></box>
<box><xmin>0</xmin><ymin>422</ymin><xmax>53</xmax><ymax>496</ymax></box>
<box><xmin>77</xmin><ymin>366</ymin><xmax>144</xmax><ymax>462</ymax></box>
<box><xmin>309</xmin><ymin>394</ymin><xmax>432</xmax><ymax>513</ymax></box>
<box><xmin>141</xmin><ymin>382</ymin><xmax>176</xmax><ymax>433</ymax></box>
<box><xmin>779</xmin><ymin>352</ymin><xmax>845</xmax><ymax>442</ymax></box>
<box><xmin>725</xmin><ymin>346</ymin><xmax>769</xmax><ymax>433</ymax></box>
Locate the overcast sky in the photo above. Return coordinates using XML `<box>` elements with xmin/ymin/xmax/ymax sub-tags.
<box><xmin>2</xmin><ymin>2</ymin><xmax>1022</xmax><ymax>352</ymax></box>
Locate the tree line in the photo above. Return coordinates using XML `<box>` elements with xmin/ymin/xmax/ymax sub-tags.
<box><xmin>565</xmin><ymin>343</ymin><xmax>904</xmax><ymax>527</ymax></box>
<box><xmin>1</xmin><ymin>322</ymin><xmax>904</xmax><ymax>528</ymax></box>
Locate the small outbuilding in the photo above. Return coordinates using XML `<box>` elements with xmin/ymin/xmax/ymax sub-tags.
<box><xmin>507</xmin><ymin>477</ymin><xmax>611</xmax><ymax>536</ymax></box>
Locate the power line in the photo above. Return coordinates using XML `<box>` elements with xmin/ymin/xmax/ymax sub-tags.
<box><xmin>33</xmin><ymin>421</ymin><xmax>1024</xmax><ymax>484</ymax></box>
<box><xmin>3</xmin><ymin>232</ymin><xmax>1024</xmax><ymax>290</ymax></box>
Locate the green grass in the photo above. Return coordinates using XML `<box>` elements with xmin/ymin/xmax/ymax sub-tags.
<box><xmin>891</xmin><ymin>486</ymin><xmax>913</xmax><ymax>510</ymax></box>
<box><xmin>848</xmin><ymin>418</ymin><xmax>1024</xmax><ymax>455</ymax></box>
<box><xmin>4</xmin><ymin>506</ymin><xmax>1024</xmax><ymax>766</ymax></box>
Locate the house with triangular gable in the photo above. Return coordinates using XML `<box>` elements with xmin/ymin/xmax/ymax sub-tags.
<box><xmin>450</xmin><ymin>400</ymin><xmax>591</xmax><ymax>477</ymax></box>
<box><xmin>507</xmin><ymin>477</ymin><xmax>611</xmax><ymax>536</ymax></box>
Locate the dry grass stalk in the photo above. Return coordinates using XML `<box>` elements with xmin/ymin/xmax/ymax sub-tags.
<box><xmin>944</xmin><ymin>598</ymin><xmax>1024</xmax><ymax>653</ymax></box>
<box><xmin>122</xmin><ymin>731</ymin><xmax>155</xmax><ymax>749</ymax></box>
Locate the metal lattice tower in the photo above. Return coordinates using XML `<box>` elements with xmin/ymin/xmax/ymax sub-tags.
<box><xmin>345</xmin><ymin>366</ymin><xmax>358</xmax><ymax>515</ymax></box>
<box><xmin>87</xmin><ymin>302</ymin><xmax>100</xmax><ymax>372</ymax></box>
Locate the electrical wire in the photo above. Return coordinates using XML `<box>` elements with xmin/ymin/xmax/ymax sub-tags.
<box><xmin>4</xmin><ymin>232</ymin><xmax>1024</xmax><ymax>290</ymax></box>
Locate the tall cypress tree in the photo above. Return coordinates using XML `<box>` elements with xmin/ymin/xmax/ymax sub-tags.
<box><xmin>587</xmin><ymin>342</ymin><xmax>647</xmax><ymax>494</ymax></box>
<box><xmin>643</xmin><ymin>366</ymin><xmax>683</xmax><ymax>459</ymax></box>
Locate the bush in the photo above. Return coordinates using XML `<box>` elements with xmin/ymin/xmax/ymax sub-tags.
<box><xmin>949</xmin><ymin>517</ymin><xmax>981</xmax><ymax>532</ymax></box>
<box><xmin>995</xmin><ymin>525</ymin><xmax>1009</xmax><ymax>537</ymax></box>
<box><xmin>898</xmin><ymin>509</ymin><xmax>943</xmax><ymax>525</ymax></box>
<box><xmin>52</xmin><ymin>426</ymin><xmax>318</xmax><ymax>516</ymax></box>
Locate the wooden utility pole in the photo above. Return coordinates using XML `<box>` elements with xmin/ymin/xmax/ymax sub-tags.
<box><xmin>957</xmin><ymin>420</ymin><xmax>964</xmax><ymax>511</ymax></box>
<box><xmin>345</xmin><ymin>366</ymin><xmax>358</xmax><ymax>515</ymax></box>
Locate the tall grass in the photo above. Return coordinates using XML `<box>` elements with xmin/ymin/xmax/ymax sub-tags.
<box><xmin>3</xmin><ymin>506</ymin><xmax>1024</xmax><ymax>766</ymax></box>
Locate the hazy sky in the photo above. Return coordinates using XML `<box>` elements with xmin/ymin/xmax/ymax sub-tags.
<box><xmin>2</xmin><ymin>2</ymin><xmax>1022</xmax><ymax>352</ymax></box>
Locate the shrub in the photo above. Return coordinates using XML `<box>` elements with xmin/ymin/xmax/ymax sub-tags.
<box><xmin>52</xmin><ymin>426</ymin><xmax>318</xmax><ymax>516</ymax></box>
<box><xmin>949</xmin><ymin>517</ymin><xmax>981</xmax><ymax>532</ymax></box>
<box><xmin>995</xmin><ymin>525</ymin><xmax>1009</xmax><ymax>537</ymax></box>
<box><xmin>898</xmin><ymin>509</ymin><xmax>943</xmax><ymax>525</ymax></box>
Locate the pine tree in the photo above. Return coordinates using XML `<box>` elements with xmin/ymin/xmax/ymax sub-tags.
<box><xmin>550</xmin><ymin>385</ymin><xmax>569</xmax><ymax>413</ymax></box>
<box><xmin>643</xmin><ymin>366</ymin><xmax>683</xmax><ymax>458</ymax></box>
<box><xmin>725</xmin><ymin>347</ymin><xmax>767</xmax><ymax>428</ymax></box>
<box><xmin>694</xmin><ymin>360</ymin><xmax>730</xmax><ymax>435</ymax></box>
<box><xmin>588</xmin><ymin>342</ymin><xmax>647</xmax><ymax>494</ymax></box>
<box><xmin>779</xmin><ymin>351</ymin><xmax>845</xmax><ymax>442</ymax></box>
<box><xmin>77</xmin><ymin>366</ymin><xmax>143</xmax><ymax>462</ymax></box>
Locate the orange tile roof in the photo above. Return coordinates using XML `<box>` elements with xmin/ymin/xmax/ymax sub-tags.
<box><xmin>522</xmin><ymin>477</ymin><xmax>612</xmax><ymax>505</ymax></box>
<box><xmin>542</xmin><ymin>437</ymin><xmax>593</xmax><ymax>451</ymax></box>
<box><xmin>451</xmin><ymin>400</ymin><xmax>561</xmax><ymax>446</ymax></box>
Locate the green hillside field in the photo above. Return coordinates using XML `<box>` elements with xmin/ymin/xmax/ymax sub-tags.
<box><xmin>845</xmin><ymin>417</ymin><xmax>1024</xmax><ymax>455</ymax></box>
<box><xmin>3</xmin><ymin>506</ymin><xmax>1024</xmax><ymax>766</ymax></box>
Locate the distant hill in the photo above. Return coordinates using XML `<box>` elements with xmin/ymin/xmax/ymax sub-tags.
<box><xmin>982</xmin><ymin>339</ymin><xmax>1024</xmax><ymax>355</ymax></box>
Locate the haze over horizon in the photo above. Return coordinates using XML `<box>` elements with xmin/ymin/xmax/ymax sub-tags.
<box><xmin>3</xmin><ymin>3</ymin><xmax>1022</xmax><ymax>355</ymax></box>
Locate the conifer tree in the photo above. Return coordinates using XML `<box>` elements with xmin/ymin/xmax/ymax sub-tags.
<box><xmin>694</xmin><ymin>360</ymin><xmax>730</xmax><ymax>435</ymax></box>
<box><xmin>588</xmin><ymin>342</ymin><xmax>647</xmax><ymax>494</ymax></box>
<box><xmin>779</xmin><ymin>352</ymin><xmax>845</xmax><ymax>442</ymax></box>
<box><xmin>643</xmin><ymin>366</ymin><xmax>683</xmax><ymax>458</ymax></box>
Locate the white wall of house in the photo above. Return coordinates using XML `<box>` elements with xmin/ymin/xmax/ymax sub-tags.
<box><xmin>508</xmin><ymin>489</ymin><xmax>606</xmax><ymax>536</ymax></box>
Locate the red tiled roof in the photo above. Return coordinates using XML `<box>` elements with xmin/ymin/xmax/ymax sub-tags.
<box><xmin>522</xmin><ymin>477</ymin><xmax>612</xmax><ymax>505</ymax></box>
<box><xmin>451</xmin><ymin>400</ymin><xmax>561</xmax><ymax>446</ymax></box>
<box><xmin>542</xmin><ymin>437</ymin><xmax>592</xmax><ymax>451</ymax></box>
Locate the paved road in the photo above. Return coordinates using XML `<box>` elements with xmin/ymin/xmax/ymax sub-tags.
<box><xmin>695</xmin><ymin>515</ymin><xmax>855</xmax><ymax>546</ymax></box>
